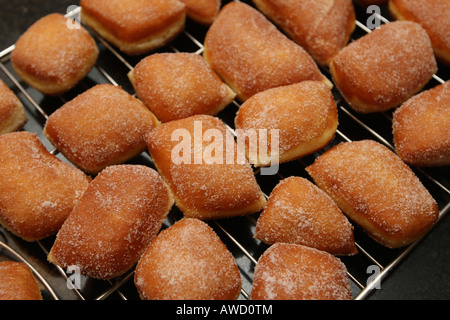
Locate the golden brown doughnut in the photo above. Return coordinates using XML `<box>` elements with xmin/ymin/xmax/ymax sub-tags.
<box><xmin>179</xmin><ymin>0</ymin><xmax>221</xmax><ymax>25</ymax></box>
<box><xmin>252</xmin><ymin>0</ymin><xmax>356</xmax><ymax>67</ymax></box>
<box><xmin>254</xmin><ymin>176</ymin><xmax>357</xmax><ymax>256</ymax></box>
<box><xmin>0</xmin><ymin>132</ymin><xmax>91</xmax><ymax>242</ymax></box>
<box><xmin>11</xmin><ymin>13</ymin><xmax>98</xmax><ymax>95</ymax></box>
<box><xmin>330</xmin><ymin>21</ymin><xmax>437</xmax><ymax>113</ymax></box>
<box><xmin>393</xmin><ymin>81</ymin><xmax>450</xmax><ymax>167</ymax></box>
<box><xmin>0</xmin><ymin>79</ymin><xmax>27</xmax><ymax>135</ymax></box>
<box><xmin>389</xmin><ymin>0</ymin><xmax>450</xmax><ymax>66</ymax></box>
<box><xmin>203</xmin><ymin>2</ymin><xmax>332</xmax><ymax>102</ymax></box>
<box><xmin>146</xmin><ymin>114</ymin><xmax>266</xmax><ymax>220</ymax></box>
<box><xmin>306</xmin><ymin>140</ymin><xmax>439</xmax><ymax>248</ymax></box>
<box><xmin>0</xmin><ymin>262</ymin><xmax>42</xmax><ymax>300</ymax></box>
<box><xmin>251</xmin><ymin>243</ymin><xmax>353</xmax><ymax>300</ymax></box>
<box><xmin>128</xmin><ymin>52</ymin><xmax>236</xmax><ymax>123</ymax></box>
<box><xmin>43</xmin><ymin>84</ymin><xmax>159</xmax><ymax>174</ymax></box>
<box><xmin>80</xmin><ymin>0</ymin><xmax>186</xmax><ymax>55</ymax></box>
<box><xmin>134</xmin><ymin>218</ymin><xmax>241</xmax><ymax>300</ymax></box>
<box><xmin>48</xmin><ymin>165</ymin><xmax>174</xmax><ymax>280</ymax></box>
<box><xmin>234</xmin><ymin>81</ymin><xmax>338</xmax><ymax>167</ymax></box>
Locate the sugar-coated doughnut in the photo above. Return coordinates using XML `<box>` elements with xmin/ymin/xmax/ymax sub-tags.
<box><xmin>389</xmin><ymin>0</ymin><xmax>450</xmax><ymax>66</ymax></box>
<box><xmin>393</xmin><ymin>81</ymin><xmax>450</xmax><ymax>167</ymax></box>
<box><xmin>203</xmin><ymin>2</ymin><xmax>332</xmax><ymax>102</ymax></box>
<box><xmin>179</xmin><ymin>0</ymin><xmax>221</xmax><ymax>25</ymax></box>
<box><xmin>251</xmin><ymin>243</ymin><xmax>353</xmax><ymax>300</ymax></box>
<box><xmin>48</xmin><ymin>165</ymin><xmax>173</xmax><ymax>280</ymax></box>
<box><xmin>330</xmin><ymin>21</ymin><xmax>437</xmax><ymax>113</ymax></box>
<box><xmin>11</xmin><ymin>13</ymin><xmax>98</xmax><ymax>95</ymax></box>
<box><xmin>135</xmin><ymin>218</ymin><xmax>241</xmax><ymax>300</ymax></box>
<box><xmin>146</xmin><ymin>114</ymin><xmax>266</xmax><ymax>220</ymax></box>
<box><xmin>44</xmin><ymin>84</ymin><xmax>159</xmax><ymax>174</ymax></box>
<box><xmin>0</xmin><ymin>262</ymin><xmax>42</xmax><ymax>300</ymax></box>
<box><xmin>255</xmin><ymin>177</ymin><xmax>357</xmax><ymax>256</ymax></box>
<box><xmin>80</xmin><ymin>0</ymin><xmax>186</xmax><ymax>55</ymax></box>
<box><xmin>306</xmin><ymin>140</ymin><xmax>439</xmax><ymax>248</ymax></box>
<box><xmin>0</xmin><ymin>132</ymin><xmax>90</xmax><ymax>242</ymax></box>
<box><xmin>0</xmin><ymin>79</ymin><xmax>27</xmax><ymax>135</ymax></box>
<box><xmin>253</xmin><ymin>0</ymin><xmax>355</xmax><ymax>67</ymax></box>
<box><xmin>234</xmin><ymin>81</ymin><xmax>338</xmax><ymax>167</ymax></box>
<box><xmin>129</xmin><ymin>52</ymin><xmax>235</xmax><ymax>123</ymax></box>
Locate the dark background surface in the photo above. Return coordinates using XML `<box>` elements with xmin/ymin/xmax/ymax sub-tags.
<box><xmin>0</xmin><ymin>0</ymin><xmax>448</xmax><ymax>300</ymax></box>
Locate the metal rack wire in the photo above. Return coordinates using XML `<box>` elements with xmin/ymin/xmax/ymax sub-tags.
<box><xmin>0</xmin><ymin>0</ymin><xmax>448</xmax><ymax>300</ymax></box>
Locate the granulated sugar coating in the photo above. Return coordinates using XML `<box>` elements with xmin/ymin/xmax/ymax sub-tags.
<box><xmin>0</xmin><ymin>132</ymin><xmax>90</xmax><ymax>242</ymax></box>
<box><xmin>251</xmin><ymin>243</ymin><xmax>353</xmax><ymax>300</ymax></box>
<box><xmin>48</xmin><ymin>165</ymin><xmax>174</xmax><ymax>280</ymax></box>
<box><xmin>0</xmin><ymin>262</ymin><xmax>43</xmax><ymax>300</ymax></box>
<box><xmin>255</xmin><ymin>176</ymin><xmax>357</xmax><ymax>256</ymax></box>
<box><xmin>135</xmin><ymin>218</ymin><xmax>241</xmax><ymax>300</ymax></box>
<box><xmin>330</xmin><ymin>21</ymin><xmax>437</xmax><ymax>113</ymax></box>
<box><xmin>203</xmin><ymin>2</ymin><xmax>330</xmax><ymax>102</ymax></box>
<box><xmin>235</xmin><ymin>81</ymin><xmax>338</xmax><ymax>165</ymax></box>
<box><xmin>131</xmin><ymin>52</ymin><xmax>235</xmax><ymax>123</ymax></box>
<box><xmin>393</xmin><ymin>81</ymin><xmax>450</xmax><ymax>167</ymax></box>
<box><xmin>306</xmin><ymin>140</ymin><xmax>439</xmax><ymax>248</ymax></box>
<box><xmin>44</xmin><ymin>84</ymin><xmax>159</xmax><ymax>174</ymax></box>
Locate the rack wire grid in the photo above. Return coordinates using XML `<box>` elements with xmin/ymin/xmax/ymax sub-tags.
<box><xmin>0</xmin><ymin>0</ymin><xmax>449</xmax><ymax>301</ymax></box>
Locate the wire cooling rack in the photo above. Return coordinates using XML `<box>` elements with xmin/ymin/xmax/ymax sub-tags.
<box><xmin>0</xmin><ymin>0</ymin><xmax>449</xmax><ymax>300</ymax></box>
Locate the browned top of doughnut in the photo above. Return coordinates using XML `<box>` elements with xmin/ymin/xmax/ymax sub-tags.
<box><xmin>0</xmin><ymin>262</ymin><xmax>42</xmax><ymax>300</ymax></box>
<box><xmin>135</xmin><ymin>218</ymin><xmax>241</xmax><ymax>300</ymax></box>
<box><xmin>331</xmin><ymin>21</ymin><xmax>437</xmax><ymax>113</ymax></box>
<box><xmin>253</xmin><ymin>0</ymin><xmax>355</xmax><ymax>66</ymax></box>
<box><xmin>306</xmin><ymin>140</ymin><xmax>439</xmax><ymax>248</ymax></box>
<box><xmin>255</xmin><ymin>176</ymin><xmax>357</xmax><ymax>255</ymax></box>
<box><xmin>235</xmin><ymin>81</ymin><xmax>337</xmax><ymax>158</ymax></box>
<box><xmin>80</xmin><ymin>0</ymin><xmax>186</xmax><ymax>42</ymax></box>
<box><xmin>393</xmin><ymin>81</ymin><xmax>450</xmax><ymax>166</ymax></box>
<box><xmin>146</xmin><ymin>115</ymin><xmax>266</xmax><ymax>220</ymax></box>
<box><xmin>203</xmin><ymin>2</ymin><xmax>329</xmax><ymax>101</ymax></box>
<box><xmin>49</xmin><ymin>165</ymin><xmax>173</xmax><ymax>280</ymax></box>
<box><xmin>251</xmin><ymin>243</ymin><xmax>352</xmax><ymax>300</ymax></box>
<box><xmin>0</xmin><ymin>80</ymin><xmax>24</xmax><ymax>126</ymax></box>
<box><xmin>11</xmin><ymin>13</ymin><xmax>98</xmax><ymax>86</ymax></box>
<box><xmin>44</xmin><ymin>84</ymin><xmax>159</xmax><ymax>174</ymax></box>
<box><xmin>0</xmin><ymin>132</ymin><xmax>91</xmax><ymax>242</ymax></box>
<box><xmin>131</xmin><ymin>53</ymin><xmax>235</xmax><ymax>123</ymax></box>
<box><xmin>179</xmin><ymin>0</ymin><xmax>220</xmax><ymax>25</ymax></box>
<box><xmin>389</xmin><ymin>0</ymin><xmax>450</xmax><ymax>63</ymax></box>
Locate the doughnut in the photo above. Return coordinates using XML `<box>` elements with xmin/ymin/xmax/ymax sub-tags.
<box><xmin>305</xmin><ymin>140</ymin><xmax>439</xmax><ymax>248</ymax></box>
<box><xmin>393</xmin><ymin>81</ymin><xmax>450</xmax><ymax>167</ymax></box>
<box><xmin>10</xmin><ymin>13</ymin><xmax>98</xmax><ymax>96</ymax></box>
<box><xmin>179</xmin><ymin>0</ymin><xmax>221</xmax><ymax>25</ymax></box>
<box><xmin>48</xmin><ymin>165</ymin><xmax>174</xmax><ymax>280</ymax></box>
<box><xmin>0</xmin><ymin>132</ymin><xmax>90</xmax><ymax>242</ymax></box>
<box><xmin>252</xmin><ymin>0</ymin><xmax>356</xmax><ymax>67</ymax></box>
<box><xmin>330</xmin><ymin>21</ymin><xmax>437</xmax><ymax>113</ymax></box>
<box><xmin>128</xmin><ymin>52</ymin><xmax>236</xmax><ymax>123</ymax></box>
<box><xmin>234</xmin><ymin>81</ymin><xmax>338</xmax><ymax>167</ymax></box>
<box><xmin>389</xmin><ymin>0</ymin><xmax>450</xmax><ymax>66</ymax></box>
<box><xmin>251</xmin><ymin>243</ymin><xmax>353</xmax><ymax>300</ymax></box>
<box><xmin>0</xmin><ymin>262</ymin><xmax>42</xmax><ymax>300</ymax></box>
<box><xmin>80</xmin><ymin>0</ymin><xmax>186</xmax><ymax>55</ymax></box>
<box><xmin>43</xmin><ymin>84</ymin><xmax>159</xmax><ymax>174</ymax></box>
<box><xmin>203</xmin><ymin>2</ymin><xmax>332</xmax><ymax>102</ymax></box>
<box><xmin>134</xmin><ymin>218</ymin><xmax>241</xmax><ymax>300</ymax></box>
<box><xmin>0</xmin><ymin>79</ymin><xmax>27</xmax><ymax>135</ymax></box>
<box><xmin>254</xmin><ymin>176</ymin><xmax>357</xmax><ymax>256</ymax></box>
<box><xmin>146</xmin><ymin>114</ymin><xmax>266</xmax><ymax>220</ymax></box>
